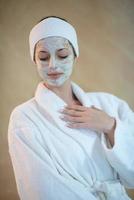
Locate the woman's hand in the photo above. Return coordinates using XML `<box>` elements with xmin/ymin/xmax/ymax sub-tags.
<box><xmin>59</xmin><ymin>104</ymin><xmax>116</xmax><ymax>146</ymax></box>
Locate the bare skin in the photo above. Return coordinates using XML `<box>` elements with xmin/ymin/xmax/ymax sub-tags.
<box><xmin>34</xmin><ymin>37</ymin><xmax>116</xmax><ymax>147</ymax></box>
<box><xmin>59</xmin><ymin>104</ymin><xmax>116</xmax><ymax>147</ymax></box>
<box><xmin>43</xmin><ymin>78</ymin><xmax>82</xmax><ymax>106</ymax></box>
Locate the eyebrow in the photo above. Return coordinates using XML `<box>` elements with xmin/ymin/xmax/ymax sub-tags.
<box><xmin>39</xmin><ymin>48</ymin><xmax>68</xmax><ymax>53</ymax></box>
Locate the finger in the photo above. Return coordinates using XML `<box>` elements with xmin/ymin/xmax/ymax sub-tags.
<box><xmin>65</xmin><ymin>104</ymin><xmax>88</xmax><ymax>111</ymax></box>
<box><xmin>60</xmin><ymin>109</ymin><xmax>84</xmax><ymax>117</ymax></box>
<box><xmin>60</xmin><ymin>115</ymin><xmax>85</xmax><ymax>123</ymax></box>
<box><xmin>66</xmin><ymin>122</ymin><xmax>89</xmax><ymax>129</ymax></box>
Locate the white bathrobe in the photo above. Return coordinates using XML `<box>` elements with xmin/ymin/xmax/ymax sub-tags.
<box><xmin>8</xmin><ymin>81</ymin><xmax>134</xmax><ymax>200</ymax></box>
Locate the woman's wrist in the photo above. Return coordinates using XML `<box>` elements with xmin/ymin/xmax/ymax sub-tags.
<box><xmin>104</xmin><ymin>117</ymin><xmax>116</xmax><ymax>135</ymax></box>
<box><xmin>104</xmin><ymin>117</ymin><xmax>116</xmax><ymax>147</ymax></box>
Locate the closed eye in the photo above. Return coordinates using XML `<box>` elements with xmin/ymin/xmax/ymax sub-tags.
<box><xmin>39</xmin><ymin>57</ymin><xmax>49</xmax><ymax>61</ymax></box>
<box><xmin>59</xmin><ymin>55</ymin><xmax>68</xmax><ymax>59</ymax></box>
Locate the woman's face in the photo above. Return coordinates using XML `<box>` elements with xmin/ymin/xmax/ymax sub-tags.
<box><xmin>34</xmin><ymin>36</ymin><xmax>75</xmax><ymax>87</ymax></box>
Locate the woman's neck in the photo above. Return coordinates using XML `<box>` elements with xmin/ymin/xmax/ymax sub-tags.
<box><xmin>44</xmin><ymin>80</ymin><xmax>81</xmax><ymax>105</ymax></box>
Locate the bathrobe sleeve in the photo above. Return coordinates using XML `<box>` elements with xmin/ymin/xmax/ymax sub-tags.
<box><xmin>100</xmin><ymin>94</ymin><xmax>134</xmax><ymax>189</ymax></box>
<box><xmin>8</xmin><ymin>107</ymin><xmax>97</xmax><ymax>200</ymax></box>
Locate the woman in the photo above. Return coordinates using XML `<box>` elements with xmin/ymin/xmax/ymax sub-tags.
<box><xmin>8</xmin><ymin>16</ymin><xmax>134</xmax><ymax>200</ymax></box>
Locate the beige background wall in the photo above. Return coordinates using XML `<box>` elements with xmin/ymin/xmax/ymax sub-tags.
<box><xmin>0</xmin><ymin>0</ymin><xmax>134</xmax><ymax>199</ymax></box>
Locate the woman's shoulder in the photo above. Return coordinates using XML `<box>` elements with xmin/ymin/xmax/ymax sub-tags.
<box><xmin>85</xmin><ymin>91</ymin><xmax>130</xmax><ymax>114</ymax></box>
<box><xmin>9</xmin><ymin>97</ymin><xmax>36</xmax><ymax>127</ymax></box>
<box><xmin>11</xmin><ymin>97</ymin><xmax>35</xmax><ymax>114</ymax></box>
<box><xmin>86</xmin><ymin>91</ymin><xmax>121</xmax><ymax>104</ymax></box>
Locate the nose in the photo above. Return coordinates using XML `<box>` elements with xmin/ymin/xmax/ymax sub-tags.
<box><xmin>48</xmin><ymin>56</ymin><xmax>56</xmax><ymax>68</ymax></box>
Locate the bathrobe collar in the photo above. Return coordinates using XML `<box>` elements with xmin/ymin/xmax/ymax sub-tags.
<box><xmin>35</xmin><ymin>81</ymin><xmax>92</xmax><ymax>112</ymax></box>
<box><xmin>34</xmin><ymin>81</ymin><xmax>93</xmax><ymax>132</ymax></box>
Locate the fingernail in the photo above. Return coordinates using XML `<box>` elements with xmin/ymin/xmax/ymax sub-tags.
<box><xmin>66</xmin><ymin>123</ymin><xmax>71</xmax><ymax>126</ymax></box>
<box><xmin>58</xmin><ymin>109</ymin><xmax>64</xmax><ymax>112</ymax></box>
<box><xmin>59</xmin><ymin>115</ymin><xmax>64</xmax><ymax>119</ymax></box>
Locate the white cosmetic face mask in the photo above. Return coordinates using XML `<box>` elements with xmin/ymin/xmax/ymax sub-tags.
<box><xmin>35</xmin><ymin>37</ymin><xmax>75</xmax><ymax>87</ymax></box>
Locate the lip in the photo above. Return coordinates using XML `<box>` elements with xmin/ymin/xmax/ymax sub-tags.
<box><xmin>48</xmin><ymin>73</ymin><xmax>63</xmax><ymax>79</ymax></box>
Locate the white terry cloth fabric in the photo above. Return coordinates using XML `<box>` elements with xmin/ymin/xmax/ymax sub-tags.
<box><xmin>8</xmin><ymin>81</ymin><xmax>134</xmax><ymax>200</ymax></box>
<box><xmin>29</xmin><ymin>17</ymin><xmax>79</xmax><ymax>62</ymax></box>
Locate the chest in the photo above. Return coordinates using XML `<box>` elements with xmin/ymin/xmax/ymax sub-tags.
<box><xmin>32</xmin><ymin>101</ymin><xmax>116</xmax><ymax>184</ymax></box>
<box><xmin>37</xmin><ymin>118</ymin><xmax>115</xmax><ymax>184</ymax></box>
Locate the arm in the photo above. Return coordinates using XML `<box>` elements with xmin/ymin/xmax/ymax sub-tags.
<box><xmin>101</xmin><ymin>95</ymin><xmax>134</xmax><ymax>188</ymax></box>
<box><xmin>103</xmin><ymin>117</ymin><xmax>116</xmax><ymax>147</ymax></box>
<box><xmin>59</xmin><ymin>91</ymin><xmax>134</xmax><ymax>189</ymax></box>
<box><xmin>8</xmin><ymin>108</ymin><xmax>97</xmax><ymax>200</ymax></box>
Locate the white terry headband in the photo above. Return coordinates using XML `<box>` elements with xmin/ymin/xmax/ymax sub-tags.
<box><xmin>29</xmin><ymin>17</ymin><xmax>79</xmax><ymax>63</ymax></box>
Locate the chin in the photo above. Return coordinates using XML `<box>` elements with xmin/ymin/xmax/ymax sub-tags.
<box><xmin>46</xmin><ymin>77</ymin><xmax>70</xmax><ymax>88</ymax></box>
<box><xmin>46</xmin><ymin>80</ymin><xmax>64</xmax><ymax>88</ymax></box>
